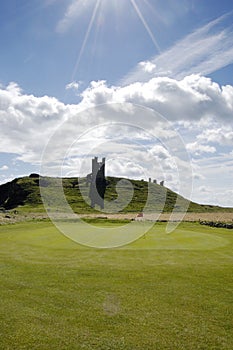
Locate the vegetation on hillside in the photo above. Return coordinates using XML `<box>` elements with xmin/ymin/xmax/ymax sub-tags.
<box><xmin>0</xmin><ymin>175</ymin><xmax>232</xmax><ymax>213</ymax></box>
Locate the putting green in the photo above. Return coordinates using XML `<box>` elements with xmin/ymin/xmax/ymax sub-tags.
<box><xmin>0</xmin><ymin>220</ymin><xmax>232</xmax><ymax>350</ymax></box>
<box><xmin>0</xmin><ymin>220</ymin><xmax>229</xmax><ymax>251</ymax></box>
<box><xmin>127</xmin><ymin>225</ymin><xmax>229</xmax><ymax>250</ymax></box>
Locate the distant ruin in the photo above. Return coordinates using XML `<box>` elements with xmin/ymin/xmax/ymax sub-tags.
<box><xmin>86</xmin><ymin>157</ymin><xmax>107</xmax><ymax>209</ymax></box>
<box><xmin>86</xmin><ymin>157</ymin><xmax>165</xmax><ymax>209</ymax></box>
<box><xmin>153</xmin><ymin>179</ymin><xmax>164</xmax><ymax>186</ymax></box>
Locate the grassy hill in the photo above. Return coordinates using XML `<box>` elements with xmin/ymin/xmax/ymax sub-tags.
<box><xmin>0</xmin><ymin>174</ymin><xmax>232</xmax><ymax>214</ymax></box>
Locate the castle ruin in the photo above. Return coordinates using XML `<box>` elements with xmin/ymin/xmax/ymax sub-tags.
<box><xmin>86</xmin><ymin>156</ymin><xmax>165</xmax><ymax>209</ymax></box>
<box><xmin>87</xmin><ymin>157</ymin><xmax>107</xmax><ymax>209</ymax></box>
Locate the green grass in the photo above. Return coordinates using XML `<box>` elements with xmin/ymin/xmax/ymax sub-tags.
<box><xmin>0</xmin><ymin>220</ymin><xmax>232</xmax><ymax>349</ymax></box>
<box><xmin>2</xmin><ymin>175</ymin><xmax>233</xmax><ymax>213</ymax></box>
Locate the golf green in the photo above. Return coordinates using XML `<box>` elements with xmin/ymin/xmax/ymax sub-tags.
<box><xmin>0</xmin><ymin>220</ymin><xmax>232</xmax><ymax>349</ymax></box>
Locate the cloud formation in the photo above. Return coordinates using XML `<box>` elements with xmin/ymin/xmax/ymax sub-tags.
<box><xmin>80</xmin><ymin>75</ymin><xmax>233</xmax><ymax>122</ymax></box>
<box><xmin>123</xmin><ymin>13</ymin><xmax>233</xmax><ymax>85</ymax></box>
<box><xmin>0</xmin><ymin>165</ymin><xmax>8</xmax><ymax>171</ymax></box>
<box><xmin>0</xmin><ymin>73</ymin><xmax>232</xmax><ymax>205</ymax></box>
<box><xmin>186</xmin><ymin>142</ymin><xmax>216</xmax><ymax>155</ymax></box>
<box><xmin>65</xmin><ymin>81</ymin><xmax>80</xmax><ymax>91</ymax></box>
<box><xmin>56</xmin><ymin>0</ymin><xmax>89</xmax><ymax>33</ymax></box>
<box><xmin>1</xmin><ymin>75</ymin><xmax>232</xmax><ymax>161</ymax></box>
<box><xmin>0</xmin><ymin>82</ymin><xmax>72</xmax><ymax>162</ymax></box>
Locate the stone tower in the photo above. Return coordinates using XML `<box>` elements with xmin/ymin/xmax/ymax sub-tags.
<box><xmin>87</xmin><ymin>157</ymin><xmax>107</xmax><ymax>209</ymax></box>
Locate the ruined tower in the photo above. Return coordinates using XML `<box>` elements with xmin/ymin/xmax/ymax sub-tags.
<box><xmin>87</xmin><ymin>157</ymin><xmax>107</xmax><ymax>209</ymax></box>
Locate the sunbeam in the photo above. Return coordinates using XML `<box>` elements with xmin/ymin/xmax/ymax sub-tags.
<box><xmin>67</xmin><ymin>0</ymin><xmax>161</xmax><ymax>84</ymax></box>
<box><xmin>71</xmin><ymin>0</ymin><xmax>102</xmax><ymax>82</ymax></box>
<box><xmin>130</xmin><ymin>0</ymin><xmax>161</xmax><ymax>53</ymax></box>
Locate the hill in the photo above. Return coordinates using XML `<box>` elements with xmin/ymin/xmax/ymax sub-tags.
<box><xmin>0</xmin><ymin>175</ymin><xmax>232</xmax><ymax>214</ymax></box>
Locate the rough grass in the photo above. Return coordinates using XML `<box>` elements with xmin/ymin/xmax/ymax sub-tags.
<box><xmin>2</xmin><ymin>175</ymin><xmax>233</xmax><ymax>213</ymax></box>
<box><xmin>0</xmin><ymin>220</ymin><xmax>232</xmax><ymax>349</ymax></box>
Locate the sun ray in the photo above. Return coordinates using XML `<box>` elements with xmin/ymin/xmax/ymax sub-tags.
<box><xmin>71</xmin><ymin>0</ymin><xmax>102</xmax><ymax>82</ymax></box>
<box><xmin>130</xmin><ymin>0</ymin><xmax>161</xmax><ymax>53</ymax></box>
<box><xmin>142</xmin><ymin>0</ymin><xmax>166</xmax><ymax>25</ymax></box>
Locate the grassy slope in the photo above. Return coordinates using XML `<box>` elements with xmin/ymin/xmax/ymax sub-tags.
<box><xmin>0</xmin><ymin>220</ymin><xmax>232</xmax><ymax>349</ymax></box>
<box><xmin>1</xmin><ymin>175</ymin><xmax>233</xmax><ymax>213</ymax></box>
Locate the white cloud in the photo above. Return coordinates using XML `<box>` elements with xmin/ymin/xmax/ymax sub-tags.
<box><xmin>1</xmin><ymin>76</ymin><xmax>232</xmax><ymax>168</ymax></box>
<box><xmin>190</xmin><ymin>153</ymin><xmax>233</xmax><ymax>206</ymax></box>
<box><xmin>0</xmin><ymin>75</ymin><xmax>232</xmax><ymax>205</ymax></box>
<box><xmin>0</xmin><ymin>165</ymin><xmax>8</xmax><ymax>171</ymax></box>
<box><xmin>139</xmin><ymin>61</ymin><xmax>156</xmax><ymax>73</ymax></box>
<box><xmin>199</xmin><ymin>185</ymin><xmax>209</xmax><ymax>193</ymax></box>
<box><xmin>123</xmin><ymin>13</ymin><xmax>233</xmax><ymax>85</ymax></box>
<box><xmin>0</xmin><ymin>82</ymin><xmax>78</xmax><ymax>163</ymax></box>
<box><xmin>197</xmin><ymin>127</ymin><xmax>233</xmax><ymax>146</ymax></box>
<box><xmin>56</xmin><ymin>0</ymin><xmax>96</xmax><ymax>33</ymax></box>
<box><xmin>186</xmin><ymin>142</ymin><xmax>216</xmax><ymax>155</ymax></box>
<box><xmin>193</xmin><ymin>173</ymin><xmax>205</xmax><ymax>181</ymax></box>
<box><xmin>194</xmin><ymin>186</ymin><xmax>233</xmax><ymax>207</ymax></box>
<box><xmin>80</xmin><ymin>75</ymin><xmax>233</xmax><ymax>122</ymax></box>
<box><xmin>65</xmin><ymin>81</ymin><xmax>80</xmax><ymax>91</ymax></box>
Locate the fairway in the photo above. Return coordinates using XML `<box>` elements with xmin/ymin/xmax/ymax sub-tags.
<box><xmin>0</xmin><ymin>220</ymin><xmax>232</xmax><ymax>349</ymax></box>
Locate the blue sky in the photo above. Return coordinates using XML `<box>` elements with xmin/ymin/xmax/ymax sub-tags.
<box><xmin>0</xmin><ymin>0</ymin><xmax>233</xmax><ymax>207</ymax></box>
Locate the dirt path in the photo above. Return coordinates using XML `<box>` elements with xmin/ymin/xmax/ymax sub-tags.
<box><xmin>79</xmin><ymin>212</ymin><xmax>233</xmax><ymax>222</ymax></box>
<box><xmin>1</xmin><ymin>211</ymin><xmax>233</xmax><ymax>225</ymax></box>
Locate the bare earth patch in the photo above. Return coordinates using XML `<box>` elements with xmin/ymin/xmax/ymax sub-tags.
<box><xmin>80</xmin><ymin>212</ymin><xmax>233</xmax><ymax>223</ymax></box>
<box><xmin>0</xmin><ymin>211</ymin><xmax>233</xmax><ymax>225</ymax></box>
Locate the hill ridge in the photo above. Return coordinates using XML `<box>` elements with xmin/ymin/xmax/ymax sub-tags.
<box><xmin>0</xmin><ymin>175</ymin><xmax>232</xmax><ymax>213</ymax></box>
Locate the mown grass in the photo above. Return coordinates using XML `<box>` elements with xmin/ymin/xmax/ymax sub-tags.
<box><xmin>0</xmin><ymin>220</ymin><xmax>232</xmax><ymax>349</ymax></box>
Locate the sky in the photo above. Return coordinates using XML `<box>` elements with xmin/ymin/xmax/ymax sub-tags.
<box><xmin>0</xmin><ymin>0</ymin><xmax>233</xmax><ymax>207</ymax></box>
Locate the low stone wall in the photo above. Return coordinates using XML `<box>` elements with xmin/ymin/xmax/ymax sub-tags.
<box><xmin>199</xmin><ymin>221</ymin><xmax>233</xmax><ymax>229</ymax></box>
